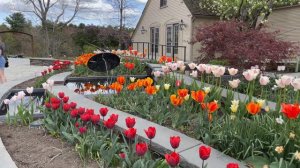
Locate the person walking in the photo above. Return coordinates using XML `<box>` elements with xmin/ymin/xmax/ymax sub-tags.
<box><xmin>0</xmin><ymin>46</ymin><xmax>7</xmax><ymax>84</ymax></box>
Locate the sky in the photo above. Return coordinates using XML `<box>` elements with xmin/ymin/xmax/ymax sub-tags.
<box><xmin>0</xmin><ymin>0</ymin><xmax>148</xmax><ymax>27</ymax></box>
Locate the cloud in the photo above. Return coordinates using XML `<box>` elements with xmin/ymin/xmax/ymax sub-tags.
<box><xmin>0</xmin><ymin>0</ymin><xmax>145</xmax><ymax>26</ymax></box>
<box><xmin>136</xmin><ymin>0</ymin><xmax>148</xmax><ymax>3</ymax></box>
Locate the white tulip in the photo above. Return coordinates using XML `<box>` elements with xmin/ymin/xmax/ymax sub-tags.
<box><xmin>26</xmin><ymin>87</ymin><xmax>34</xmax><ymax>94</ymax></box>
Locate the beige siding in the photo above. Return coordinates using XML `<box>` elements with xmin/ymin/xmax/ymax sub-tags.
<box><xmin>132</xmin><ymin>0</ymin><xmax>193</xmax><ymax>61</ymax></box>
<box><xmin>191</xmin><ymin>17</ymin><xmax>218</xmax><ymax>62</ymax></box>
<box><xmin>265</xmin><ymin>6</ymin><xmax>300</xmax><ymax>42</ymax></box>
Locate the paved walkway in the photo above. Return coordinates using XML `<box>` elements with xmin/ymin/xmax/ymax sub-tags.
<box><xmin>0</xmin><ymin>58</ymin><xmax>44</xmax><ymax>102</ymax></box>
<box><xmin>0</xmin><ymin>58</ymin><xmax>44</xmax><ymax>168</ymax></box>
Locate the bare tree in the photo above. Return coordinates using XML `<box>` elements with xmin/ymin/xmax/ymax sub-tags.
<box><xmin>22</xmin><ymin>0</ymin><xmax>80</xmax><ymax>56</ymax></box>
<box><xmin>112</xmin><ymin>0</ymin><xmax>132</xmax><ymax>49</ymax></box>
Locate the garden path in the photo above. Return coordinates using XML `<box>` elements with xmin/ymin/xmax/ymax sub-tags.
<box><xmin>0</xmin><ymin>58</ymin><xmax>44</xmax><ymax>102</ymax></box>
<box><xmin>0</xmin><ymin>58</ymin><xmax>44</xmax><ymax>168</ymax></box>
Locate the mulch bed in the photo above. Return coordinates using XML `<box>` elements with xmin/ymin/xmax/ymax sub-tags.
<box><xmin>0</xmin><ymin>124</ymin><xmax>99</xmax><ymax>168</ymax></box>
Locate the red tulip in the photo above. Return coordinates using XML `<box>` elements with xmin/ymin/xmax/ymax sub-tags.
<box><xmin>135</xmin><ymin>142</ymin><xmax>148</xmax><ymax>156</ymax></box>
<box><xmin>80</xmin><ymin>113</ymin><xmax>91</xmax><ymax>122</ymax></box>
<box><xmin>91</xmin><ymin>114</ymin><xmax>100</xmax><ymax>125</ymax></box>
<box><xmin>119</xmin><ymin>153</ymin><xmax>126</xmax><ymax>159</ymax></box>
<box><xmin>170</xmin><ymin>136</ymin><xmax>181</xmax><ymax>149</ymax></box>
<box><xmin>85</xmin><ymin>108</ymin><xmax>94</xmax><ymax>115</ymax></box>
<box><xmin>124</xmin><ymin>128</ymin><xmax>136</xmax><ymax>140</ymax></box>
<box><xmin>78</xmin><ymin>107</ymin><xmax>85</xmax><ymax>115</ymax></box>
<box><xmin>75</xmin><ymin>122</ymin><xmax>79</xmax><ymax>128</ymax></box>
<box><xmin>70</xmin><ymin>109</ymin><xmax>78</xmax><ymax>118</ymax></box>
<box><xmin>281</xmin><ymin>103</ymin><xmax>300</xmax><ymax>119</ymax></box>
<box><xmin>144</xmin><ymin>127</ymin><xmax>156</xmax><ymax>139</ymax></box>
<box><xmin>165</xmin><ymin>152</ymin><xmax>180</xmax><ymax>167</ymax></box>
<box><xmin>79</xmin><ymin>126</ymin><xmax>87</xmax><ymax>134</ymax></box>
<box><xmin>50</xmin><ymin>97</ymin><xmax>60</xmax><ymax>104</ymax></box>
<box><xmin>125</xmin><ymin>117</ymin><xmax>136</xmax><ymax>128</ymax></box>
<box><xmin>62</xmin><ymin>96</ymin><xmax>69</xmax><ymax>103</ymax></box>
<box><xmin>99</xmin><ymin>107</ymin><xmax>109</xmax><ymax>117</ymax></box>
<box><xmin>70</xmin><ymin>102</ymin><xmax>77</xmax><ymax>109</ymax></box>
<box><xmin>199</xmin><ymin>146</ymin><xmax>211</xmax><ymax>160</ymax></box>
<box><xmin>45</xmin><ymin>102</ymin><xmax>51</xmax><ymax>109</ymax></box>
<box><xmin>63</xmin><ymin>103</ymin><xmax>70</xmax><ymax>112</ymax></box>
<box><xmin>227</xmin><ymin>163</ymin><xmax>239</xmax><ymax>168</ymax></box>
<box><xmin>58</xmin><ymin>92</ymin><xmax>65</xmax><ymax>99</ymax></box>
<box><xmin>51</xmin><ymin>103</ymin><xmax>60</xmax><ymax>110</ymax></box>
<box><xmin>110</xmin><ymin>114</ymin><xmax>119</xmax><ymax>122</ymax></box>
<box><xmin>104</xmin><ymin>118</ymin><xmax>116</xmax><ymax>129</ymax></box>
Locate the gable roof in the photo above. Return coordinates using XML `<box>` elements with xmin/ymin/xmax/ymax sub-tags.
<box><xmin>131</xmin><ymin>0</ymin><xmax>151</xmax><ymax>39</ymax></box>
<box><xmin>132</xmin><ymin>0</ymin><xmax>213</xmax><ymax>38</ymax></box>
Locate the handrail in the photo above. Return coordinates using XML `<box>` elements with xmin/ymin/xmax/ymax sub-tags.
<box><xmin>131</xmin><ymin>42</ymin><xmax>187</xmax><ymax>61</ymax></box>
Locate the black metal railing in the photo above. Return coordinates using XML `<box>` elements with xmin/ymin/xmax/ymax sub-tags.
<box><xmin>131</xmin><ymin>42</ymin><xmax>187</xmax><ymax>62</ymax></box>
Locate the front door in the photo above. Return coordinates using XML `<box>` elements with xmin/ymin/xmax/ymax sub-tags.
<box><xmin>166</xmin><ymin>24</ymin><xmax>179</xmax><ymax>56</ymax></box>
<box><xmin>150</xmin><ymin>27</ymin><xmax>159</xmax><ymax>54</ymax></box>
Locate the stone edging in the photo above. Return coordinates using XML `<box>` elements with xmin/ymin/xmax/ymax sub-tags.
<box><xmin>0</xmin><ymin>138</ymin><xmax>18</xmax><ymax>168</ymax></box>
<box><xmin>47</xmin><ymin>71</ymin><xmax>246</xmax><ymax>168</ymax></box>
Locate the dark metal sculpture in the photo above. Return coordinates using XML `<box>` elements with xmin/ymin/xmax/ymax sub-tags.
<box><xmin>87</xmin><ymin>52</ymin><xmax>120</xmax><ymax>72</ymax></box>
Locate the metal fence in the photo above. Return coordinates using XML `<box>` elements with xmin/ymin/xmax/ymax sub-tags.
<box><xmin>131</xmin><ymin>42</ymin><xmax>187</xmax><ymax>62</ymax></box>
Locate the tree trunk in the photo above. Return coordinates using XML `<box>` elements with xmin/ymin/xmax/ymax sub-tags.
<box><xmin>118</xmin><ymin>0</ymin><xmax>123</xmax><ymax>49</ymax></box>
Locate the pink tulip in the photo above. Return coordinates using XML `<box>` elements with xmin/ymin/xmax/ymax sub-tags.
<box><xmin>153</xmin><ymin>71</ymin><xmax>161</xmax><ymax>77</ymax></box>
<box><xmin>188</xmin><ymin>63</ymin><xmax>197</xmax><ymax>70</ymax></box>
<box><xmin>259</xmin><ymin>76</ymin><xmax>270</xmax><ymax>86</ymax></box>
<box><xmin>196</xmin><ymin>64</ymin><xmax>206</xmax><ymax>72</ymax></box>
<box><xmin>276</xmin><ymin>75</ymin><xmax>293</xmax><ymax>88</ymax></box>
<box><xmin>212</xmin><ymin>66</ymin><xmax>226</xmax><ymax>77</ymax></box>
<box><xmin>291</xmin><ymin>78</ymin><xmax>300</xmax><ymax>91</ymax></box>
<box><xmin>190</xmin><ymin>70</ymin><xmax>198</xmax><ymax>78</ymax></box>
<box><xmin>229</xmin><ymin>79</ymin><xmax>241</xmax><ymax>89</ymax></box>
<box><xmin>243</xmin><ymin>70</ymin><xmax>257</xmax><ymax>81</ymax></box>
<box><xmin>205</xmin><ymin>66</ymin><xmax>212</xmax><ymax>74</ymax></box>
<box><xmin>228</xmin><ymin>68</ymin><xmax>238</xmax><ymax>76</ymax></box>
<box><xmin>162</xmin><ymin>66</ymin><xmax>169</xmax><ymax>73</ymax></box>
<box><xmin>170</xmin><ymin>63</ymin><xmax>178</xmax><ymax>71</ymax></box>
<box><xmin>176</xmin><ymin>61</ymin><xmax>185</xmax><ymax>67</ymax></box>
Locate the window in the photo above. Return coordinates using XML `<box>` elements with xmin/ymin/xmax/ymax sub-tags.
<box><xmin>160</xmin><ymin>0</ymin><xmax>167</xmax><ymax>8</ymax></box>
<box><xmin>150</xmin><ymin>27</ymin><xmax>159</xmax><ymax>54</ymax></box>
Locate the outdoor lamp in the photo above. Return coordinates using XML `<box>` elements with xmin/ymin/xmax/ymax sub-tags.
<box><xmin>141</xmin><ymin>26</ymin><xmax>147</xmax><ymax>34</ymax></box>
<box><xmin>180</xmin><ymin>20</ymin><xmax>186</xmax><ymax>30</ymax></box>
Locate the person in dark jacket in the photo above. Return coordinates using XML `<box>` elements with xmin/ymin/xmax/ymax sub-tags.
<box><xmin>0</xmin><ymin>46</ymin><xmax>7</xmax><ymax>84</ymax></box>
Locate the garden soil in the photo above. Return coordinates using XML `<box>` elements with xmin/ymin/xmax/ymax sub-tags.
<box><xmin>0</xmin><ymin>124</ymin><xmax>99</xmax><ymax>168</ymax></box>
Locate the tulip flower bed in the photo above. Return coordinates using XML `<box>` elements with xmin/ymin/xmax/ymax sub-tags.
<box><xmin>34</xmin><ymin>60</ymin><xmax>72</xmax><ymax>88</ymax></box>
<box><xmin>93</xmin><ymin>69</ymin><xmax>300</xmax><ymax>167</ymax></box>
<box><xmin>39</xmin><ymin>91</ymin><xmax>240</xmax><ymax>168</ymax></box>
<box><xmin>182</xmin><ymin>63</ymin><xmax>300</xmax><ymax>104</ymax></box>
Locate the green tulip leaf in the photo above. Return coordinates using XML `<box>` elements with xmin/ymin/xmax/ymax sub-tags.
<box><xmin>244</xmin><ymin>156</ymin><xmax>269</xmax><ymax>168</ymax></box>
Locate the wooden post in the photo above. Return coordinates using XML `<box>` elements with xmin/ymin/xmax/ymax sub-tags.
<box><xmin>296</xmin><ymin>56</ymin><xmax>300</xmax><ymax>72</ymax></box>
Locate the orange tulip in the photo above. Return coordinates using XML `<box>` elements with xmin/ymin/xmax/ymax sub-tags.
<box><xmin>127</xmin><ymin>83</ymin><xmax>137</xmax><ymax>91</ymax></box>
<box><xmin>136</xmin><ymin>79</ymin><xmax>144</xmax><ymax>87</ymax></box>
<box><xmin>246</xmin><ymin>102</ymin><xmax>261</xmax><ymax>115</ymax></box>
<box><xmin>145</xmin><ymin>86</ymin><xmax>157</xmax><ymax>95</ymax></box>
<box><xmin>202</xmin><ymin>101</ymin><xmax>219</xmax><ymax>113</ymax></box>
<box><xmin>170</xmin><ymin>94</ymin><xmax>184</xmax><ymax>106</ymax></box>
<box><xmin>177</xmin><ymin>89</ymin><xmax>189</xmax><ymax>98</ymax></box>
<box><xmin>191</xmin><ymin>90</ymin><xmax>206</xmax><ymax>103</ymax></box>
<box><xmin>143</xmin><ymin>77</ymin><xmax>153</xmax><ymax>87</ymax></box>
<box><xmin>110</xmin><ymin>82</ymin><xmax>123</xmax><ymax>93</ymax></box>
<box><xmin>74</xmin><ymin>53</ymin><xmax>95</xmax><ymax>65</ymax></box>
<box><xmin>117</xmin><ymin>76</ymin><xmax>126</xmax><ymax>85</ymax></box>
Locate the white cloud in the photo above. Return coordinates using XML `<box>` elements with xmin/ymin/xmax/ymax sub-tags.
<box><xmin>136</xmin><ymin>0</ymin><xmax>148</xmax><ymax>3</ymax></box>
<box><xmin>0</xmin><ymin>0</ymin><xmax>144</xmax><ymax>26</ymax></box>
